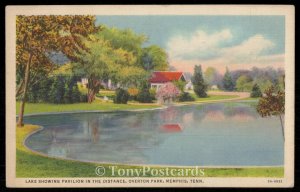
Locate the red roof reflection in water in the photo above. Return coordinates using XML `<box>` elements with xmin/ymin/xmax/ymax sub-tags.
<box><xmin>161</xmin><ymin>124</ymin><xmax>182</xmax><ymax>133</ymax></box>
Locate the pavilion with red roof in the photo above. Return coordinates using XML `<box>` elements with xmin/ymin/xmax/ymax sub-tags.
<box><xmin>149</xmin><ymin>71</ymin><xmax>186</xmax><ymax>90</ymax></box>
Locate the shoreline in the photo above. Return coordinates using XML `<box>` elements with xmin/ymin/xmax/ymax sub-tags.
<box><xmin>18</xmin><ymin>91</ymin><xmax>252</xmax><ymax>117</ymax></box>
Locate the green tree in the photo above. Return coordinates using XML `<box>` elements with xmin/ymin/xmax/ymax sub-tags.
<box><xmin>236</xmin><ymin>75</ymin><xmax>253</xmax><ymax>92</ymax></box>
<box><xmin>222</xmin><ymin>67</ymin><xmax>235</xmax><ymax>91</ymax></box>
<box><xmin>192</xmin><ymin>65</ymin><xmax>208</xmax><ymax>97</ymax></box>
<box><xmin>71</xmin><ymin>83</ymin><xmax>82</xmax><ymax>103</ymax></box>
<box><xmin>256</xmin><ymin>86</ymin><xmax>285</xmax><ymax>140</ymax></box>
<box><xmin>255</xmin><ymin>77</ymin><xmax>273</xmax><ymax>92</ymax></box>
<box><xmin>49</xmin><ymin>76</ymin><xmax>65</xmax><ymax>104</ymax></box>
<box><xmin>16</xmin><ymin>15</ymin><xmax>96</xmax><ymax>126</ymax></box>
<box><xmin>204</xmin><ymin>67</ymin><xmax>220</xmax><ymax>87</ymax></box>
<box><xmin>173</xmin><ymin>80</ymin><xmax>185</xmax><ymax>92</ymax></box>
<box><xmin>74</xmin><ymin>28</ymin><xmax>151</xmax><ymax>102</ymax></box>
<box><xmin>141</xmin><ymin>45</ymin><xmax>168</xmax><ymax>71</ymax></box>
<box><xmin>250</xmin><ymin>83</ymin><xmax>262</xmax><ymax>98</ymax></box>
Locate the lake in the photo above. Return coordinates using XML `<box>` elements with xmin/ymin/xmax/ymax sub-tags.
<box><xmin>24</xmin><ymin>102</ymin><xmax>284</xmax><ymax>166</ymax></box>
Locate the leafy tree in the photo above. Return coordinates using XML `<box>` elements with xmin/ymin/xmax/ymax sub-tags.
<box><xmin>222</xmin><ymin>67</ymin><xmax>235</xmax><ymax>91</ymax></box>
<box><xmin>141</xmin><ymin>45</ymin><xmax>168</xmax><ymax>71</ymax></box>
<box><xmin>236</xmin><ymin>75</ymin><xmax>253</xmax><ymax>92</ymax></box>
<box><xmin>250</xmin><ymin>84</ymin><xmax>262</xmax><ymax>98</ymax></box>
<box><xmin>156</xmin><ymin>82</ymin><xmax>180</xmax><ymax>104</ymax></box>
<box><xmin>256</xmin><ymin>86</ymin><xmax>285</xmax><ymax>140</ymax></box>
<box><xmin>192</xmin><ymin>65</ymin><xmax>208</xmax><ymax>97</ymax></box>
<box><xmin>255</xmin><ymin>78</ymin><xmax>273</xmax><ymax>92</ymax></box>
<box><xmin>16</xmin><ymin>15</ymin><xmax>96</xmax><ymax>126</ymax></box>
<box><xmin>74</xmin><ymin>28</ymin><xmax>149</xmax><ymax>102</ymax></box>
<box><xmin>173</xmin><ymin>80</ymin><xmax>185</xmax><ymax>92</ymax></box>
<box><xmin>204</xmin><ymin>67</ymin><xmax>222</xmax><ymax>87</ymax></box>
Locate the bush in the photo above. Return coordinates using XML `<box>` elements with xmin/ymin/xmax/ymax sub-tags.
<box><xmin>128</xmin><ymin>87</ymin><xmax>139</xmax><ymax>100</ymax></box>
<box><xmin>178</xmin><ymin>92</ymin><xmax>195</xmax><ymax>102</ymax></box>
<box><xmin>136</xmin><ymin>88</ymin><xmax>152</xmax><ymax>103</ymax></box>
<box><xmin>149</xmin><ymin>88</ymin><xmax>156</xmax><ymax>100</ymax></box>
<box><xmin>114</xmin><ymin>88</ymin><xmax>129</xmax><ymax>104</ymax></box>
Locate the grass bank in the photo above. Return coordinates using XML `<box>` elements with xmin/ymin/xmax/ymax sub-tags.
<box><xmin>16</xmin><ymin>125</ymin><xmax>283</xmax><ymax>178</ymax></box>
<box><xmin>16</xmin><ymin>100</ymin><xmax>160</xmax><ymax>115</ymax></box>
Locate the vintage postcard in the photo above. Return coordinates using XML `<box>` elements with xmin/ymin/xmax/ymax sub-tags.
<box><xmin>6</xmin><ymin>5</ymin><xmax>294</xmax><ymax>188</ymax></box>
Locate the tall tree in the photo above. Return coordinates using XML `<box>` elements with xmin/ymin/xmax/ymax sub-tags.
<box><xmin>256</xmin><ymin>86</ymin><xmax>285</xmax><ymax>141</ymax></box>
<box><xmin>192</xmin><ymin>65</ymin><xmax>208</xmax><ymax>97</ymax></box>
<box><xmin>250</xmin><ymin>83</ymin><xmax>262</xmax><ymax>98</ymax></box>
<box><xmin>16</xmin><ymin>15</ymin><xmax>96</xmax><ymax>127</ymax></box>
<box><xmin>222</xmin><ymin>67</ymin><xmax>235</xmax><ymax>91</ymax></box>
<box><xmin>74</xmin><ymin>28</ymin><xmax>149</xmax><ymax>102</ymax></box>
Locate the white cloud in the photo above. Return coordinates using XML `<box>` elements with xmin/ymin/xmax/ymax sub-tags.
<box><xmin>167</xmin><ymin>29</ymin><xmax>278</xmax><ymax>67</ymax></box>
<box><xmin>167</xmin><ymin>29</ymin><xmax>232</xmax><ymax>60</ymax></box>
<box><xmin>221</xmin><ymin>34</ymin><xmax>275</xmax><ymax>63</ymax></box>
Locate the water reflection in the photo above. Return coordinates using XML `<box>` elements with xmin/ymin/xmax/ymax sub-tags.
<box><xmin>24</xmin><ymin>102</ymin><xmax>283</xmax><ymax>166</ymax></box>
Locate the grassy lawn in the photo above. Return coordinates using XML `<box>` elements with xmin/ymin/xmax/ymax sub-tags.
<box><xmin>16</xmin><ymin>125</ymin><xmax>283</xmax><ymax>178</ymax></box>
<box><xmin>16</xmin><ymin>100</ymin><xmax>160</xmax><ymax>115</ymax></box>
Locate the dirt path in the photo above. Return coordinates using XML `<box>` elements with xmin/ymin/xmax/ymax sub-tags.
<box><xmin>208</xmin><ymin>91</ymin><xmax>250</xmax><ymax>100</ymax></box>
<box><xmin>175</xmin><ymin>91</ymin><xmax>250</xmax><ymax>106</ymax></box>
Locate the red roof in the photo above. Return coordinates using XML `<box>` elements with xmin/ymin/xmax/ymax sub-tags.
<box><xmin>161</xmin><ymin>124</ymin><xmax>182</xmax><ymax>133</ymax></box>
<box><xmin>149</xmin><ymin>71</ymin><xmax>184</xmax><ymax>83</ymax></box>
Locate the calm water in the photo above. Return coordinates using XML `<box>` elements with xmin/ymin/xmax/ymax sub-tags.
<box><xmin>24</xmin><ymin>102</ymin><xmax>284</xmax><ymax>166</ymax></box>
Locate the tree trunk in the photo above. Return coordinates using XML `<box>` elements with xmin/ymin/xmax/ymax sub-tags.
<box><xmin>87</xmin><ymin>77</ymin><xmax>101</xmax><ymax>103</ymax></box>
<box><xmin>17</xmin><ymin>53</ymin><xmax>33</xmax><ymax>127</ymax></box>
<box><xmin>279</xmin><ymin>114</ymin><xmax>285</xmax><ymax>141</ymax></box>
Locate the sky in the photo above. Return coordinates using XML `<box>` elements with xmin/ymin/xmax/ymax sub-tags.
<box><xmin>96</xmin><ymin>15</ymin><xmax>285</xmax><ymax>73</ymax></box>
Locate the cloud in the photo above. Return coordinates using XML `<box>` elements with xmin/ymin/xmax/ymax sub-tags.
<box><xmin>167</xmin><ymin>29</ymin><xmax>232</xmax><ymax>60</ymax></box>
<box><xmin>167</xmin><ymin>29</ymin><xmax>279</xmax><ymax>69</ymax></box>
<box><xmin>221</xmin><ymin>34</ymin><xmax>275</xmax><ymax>63</ymax></box>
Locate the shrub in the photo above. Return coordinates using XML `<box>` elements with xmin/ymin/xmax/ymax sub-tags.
<box><xmin>128</xmin><ymin>87</ymin><xmax>139</xmax><ymax>101</ymax></box>
<box><xmin>149</xmin><ymin>88</ymin><xmax>156</xmax><ymax>100</ymax></box>
<box><xmin>114</xmin><ymin>88</ymin><xmax>129</xmax><ymax>104</ymax></box>
<box><xmin>136</xmin><ymin>89</ymin><xmax>152</xmax><ymax>103</ymax></box>
<box><xmin>178</xmin><ymin>92</ymin><xmax>195</xmax><ymax>102</ymax></box>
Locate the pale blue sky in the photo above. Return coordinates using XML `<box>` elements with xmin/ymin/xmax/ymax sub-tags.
<box><xmin>96</xmin><ymin>15</ymin><xmax>285</xmax><ymax>72</ymax></box>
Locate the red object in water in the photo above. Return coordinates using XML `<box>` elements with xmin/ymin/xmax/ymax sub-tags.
<box><xmin>161</xmin><ymin>124</ymin><xmax>182</xmax><ymax>132</ymax></box>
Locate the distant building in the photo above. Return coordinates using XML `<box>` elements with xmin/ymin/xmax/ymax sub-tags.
<box><xmin>211</xmin><ymin>85</ymin><xmax>218</xmax><ymax>90</ymax></box>
<box><xmin>149</xmin><ymin>71</ymin><xmax>186</xmax><ymax>91</ymax></box>
<box><xmin>81</xmin><ymin>78</ymin><xmax>88</xmax><ymax>87</ymax></box>
<box><xmin>80</xmin><ymin>78</ymin><xmax>118</xmax><ymax>90</ymax></box>
<box><xmin>185</xmin><ymin>80</ymin><xmax>193</xmax><ymax>90</ymax></box>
